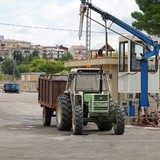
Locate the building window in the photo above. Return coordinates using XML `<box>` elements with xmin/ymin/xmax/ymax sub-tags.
<box><xmin>24</xmin><ymin>50</ymin><xmax>30</xmax><ymax>53</ymax></box>
<box><xmin>119</xmin><ymin>42</ymin><xmax>128</xmax><ymax>72</ymax></box>
<box><xmin>130</xmin><ymin>41</ymin><xmax>142</xmax><ymax>71</ymax></box>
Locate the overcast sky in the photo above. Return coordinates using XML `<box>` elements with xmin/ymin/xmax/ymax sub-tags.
<box><xmin>0</xmin><ymin>0</ymin><xmax>140</xmax><ymax>49</ymax></box>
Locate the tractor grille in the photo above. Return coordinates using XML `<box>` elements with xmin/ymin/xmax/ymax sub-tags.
<box><xmin>94</xmin><ymin>95</ymin><xmax>108</xmax><ymax>101</ymax></box>
<box><xmin>94</xmin><ymin>106</ymin><xmax>108</xmax><ymax>111</ymax></box>
<box><xmin>93</xmin><ymin>94</ymin><xmax>109</xmax><ymax>112</ymax></box>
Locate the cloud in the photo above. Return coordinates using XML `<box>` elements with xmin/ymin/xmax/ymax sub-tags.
<box><xmin>39</xmin><ymin>1</ymin><xmax>80</xmax><ymax>28</ymax></box>
<box><xmin>0</xmin><ymin>0</ymin><xmax>140</xmax><ymax>49</ymax></box>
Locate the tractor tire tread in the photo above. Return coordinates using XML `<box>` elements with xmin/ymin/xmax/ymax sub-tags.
<box><xmin>56</xmin><ymin>94</ymin><xmax>72</xmax><ymax>131</ymax></box>
<box><xmin>114</xmin><ymin>107</ymin><xmax>125</xmax><ymax>135</ymax></box>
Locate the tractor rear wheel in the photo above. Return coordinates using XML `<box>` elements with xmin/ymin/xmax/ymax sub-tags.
<box><xmin>97</xmin><ymin>122</ymin><xmax>113</xmax><ymax>131</ymax></box>
<box><xmin>114</xmin><ymin>106</ymin><xmax>125</xmax><ymax>135</ymax></box>
<box><xmin>42</xmin><ymin>106</ymin><xmax>51</xmax><ymax>126</ymax></box>
<box><xmin>72</xmin><ymin>106</ymin><xmax>83</xmax><ymax>135</ymax></box>
<box><xmin>56</xmin><ymin>94</ymin><xmax>72</xmax><ymax>131</ymax></box>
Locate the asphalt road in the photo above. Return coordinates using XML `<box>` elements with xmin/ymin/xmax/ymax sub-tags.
<box><xmin>0</xmin><ymin>92</ymin><xmax>160</xmax><ymax>160</ymax></box>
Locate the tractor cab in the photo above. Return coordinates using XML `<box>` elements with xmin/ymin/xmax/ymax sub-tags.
<box><xmin>66</xmin><ymin>68</ymin><xmax>109</xmax><ymax>93</ymax></box>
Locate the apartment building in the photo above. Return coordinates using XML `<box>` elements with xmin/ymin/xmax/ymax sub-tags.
<box><xmin>69</xmin><ymin>45</ymin><xmax>86</xmax><ymax>59</ymax></box>
<box><xmin>41</xmin><ymin>45</ymin><xmax>68</xmax><ymax>59</ymax></box>
<box><xmin>0</xmin><ymin>39</ymin><xmax>32</xmax><ymax>59</ymax></box>
<box><xmin>0</xmin><ymin>37</ymin><xmax>68</xmax><ymax>60</ymax></box>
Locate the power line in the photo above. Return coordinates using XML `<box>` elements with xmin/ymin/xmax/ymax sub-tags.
<box><xmin>0</xmin><ymin>22</ymin><xmax>78</xmax><ymax>32</ymax></box>
<box><xmin>0</xmin><ymin>22</ymin><xmax>128</xmax><ymax>35</ymax></box>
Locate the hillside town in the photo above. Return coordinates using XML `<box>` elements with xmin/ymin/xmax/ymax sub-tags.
<box><xmin>0</xmin><ymin>35</ymin><xmax>88</xmax><ymax>60</ymax></box>
<box><xmin>0</xmin><ymin>35</ymin><xmax>118</xmax><ymax>62</ymax></box>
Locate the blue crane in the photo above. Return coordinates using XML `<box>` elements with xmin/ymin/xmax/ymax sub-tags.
<box><xmin>79</xmin><ymin>0</ymin><xmax>160</xmax><ymax>115</ymax></box>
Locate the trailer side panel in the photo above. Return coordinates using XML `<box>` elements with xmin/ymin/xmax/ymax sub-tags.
<box><xmin>38</xmin><ymin>75</ymin><xmax>67</xmax><ymax>110</ymax></box>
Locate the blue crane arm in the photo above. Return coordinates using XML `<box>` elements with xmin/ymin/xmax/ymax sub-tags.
<box><xmin>81</xmin><ymin>1</ymin><xmax>159</xmax><ymax>59</ymax></box>
<box><xmin>80</xmin><ymin>0</ymin><xmax>160</xmax><ymax>110</ymax></box>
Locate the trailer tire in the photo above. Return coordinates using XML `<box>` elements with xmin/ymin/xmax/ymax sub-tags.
<box><xmin>72</xmin><ymin>106</ymin><xmax>83</xmax><ymax>135</ymax></box>
<box><xmin>42</xmin><ymin>106</ymin><xmax>51</xmax><ymax>126</ymax></box>
<box><xmin>97</xmin><ymin>122</ymin><xmax>113</xmax><ymax>131</ymax></box>
<box><xmin>114</xmin><ymin>106</ymin><xmax>125</xmax><ymax>135</ymax></box>
<box><xmin>56</xmin><ymin>94</ymin><xmax>72</xmax><ymax>131</ymax></box>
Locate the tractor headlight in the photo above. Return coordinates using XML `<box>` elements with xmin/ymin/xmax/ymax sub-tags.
<box><xmin>94</xmin><ymin>102</ymin><xmax>99</xmax><ymax>107</ymax></box>
<box><xmin>102</xmin><ymin>102</ymin><xmax>108</xmax><ymax>107</ymax></box>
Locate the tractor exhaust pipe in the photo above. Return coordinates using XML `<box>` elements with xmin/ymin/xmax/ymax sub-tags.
<box><xmin>99</xmin><ymin>66</ymin><xmax>103</xmax><ymax>93</ymax></box>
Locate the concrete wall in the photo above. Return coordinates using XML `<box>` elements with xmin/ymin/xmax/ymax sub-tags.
<box><xmin>0</xmin><ymin>81</ymin><xmax>38</xmax><ymax>92</ymax></box>
<box><xmin>19</xmin><ymin>81</ymin><xmax>38</xmax><ymax>92</ymax></box>
<box><xmin>21</xmin><ymin>72</ymin><xmax>45</xmax><ymax>81</ymax></box>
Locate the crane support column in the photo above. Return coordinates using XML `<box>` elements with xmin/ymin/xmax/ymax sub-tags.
<box><xmin>140</xmin><ymin>60</ymin><xmax>149</xmax><ymax>113</ymax></box>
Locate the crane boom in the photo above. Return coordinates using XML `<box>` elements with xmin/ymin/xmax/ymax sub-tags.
<box><xmin>79</xmin><ymin>0</ymin><xmax>160</xmax><ymax>110</ymax></box>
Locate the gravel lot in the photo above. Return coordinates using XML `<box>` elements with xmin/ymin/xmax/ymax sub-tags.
<box><xmin>0</xmin><ymin>92</ymin><xmax>160</xmax><ymax>160</ymax></box>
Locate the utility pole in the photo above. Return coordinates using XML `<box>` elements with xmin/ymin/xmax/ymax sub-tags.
<box><xmin>86</xmin><ymin>0</ymin><xmax>91</xmax><ymax>58</ymax></box>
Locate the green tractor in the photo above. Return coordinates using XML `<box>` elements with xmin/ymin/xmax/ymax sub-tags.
<box><xmin>56</xmin><ymin>67</ymin><xmax>125</xmax><ymax>135</ymax></box>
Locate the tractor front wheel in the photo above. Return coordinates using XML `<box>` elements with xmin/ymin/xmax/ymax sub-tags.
<box><xmin>72</xmin><ymin>106</ymin><xmax>83</xmax><ymax>135</ymax></box>
<box><xmin>114</xmin><ymin>106</ymin><xmax>125</xmax><ymax>135</ymax></box>
<box><xmin>56</xmin><ymin>94</ymin><xmax>72</xmax><ymax>131</ymax></box>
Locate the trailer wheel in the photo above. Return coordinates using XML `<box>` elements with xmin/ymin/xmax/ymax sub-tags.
<box><xmin>42</xmin><ymin>106</ymin><xmax>51</xmax><ymax>126</ymax></box>
<box><xmin>114</xmin><ymin>106</ymin><xmax>125</xmax><ymax>135</ymax></box>
<box><xmin>72</xmin><ymin>106</ymin><xmax>83</xmax><ymax>135</ymax></box>
<box><xmin>56</xmin><ymin>94</ymin><xmax>72</xmax><ymax>131</ymax></box>
<box><xmin>97</xmin><ymin>122</ymin><xmax>113</xmax><ymax>131</ymax></box>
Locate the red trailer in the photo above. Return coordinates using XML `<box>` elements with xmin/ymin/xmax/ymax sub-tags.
<box><xmin>38</xmin><ymin>75</ymin><xmax>68</xmax><ymax>126</ymax></box>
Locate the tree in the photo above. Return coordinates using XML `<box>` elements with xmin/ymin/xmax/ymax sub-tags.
<box><xmin>17</xmin><ymin>64</ymin><xmax>30</xmax><ymax>73</ymax></box>
<box><xmin>29</xmin><ymin>58</ymin><xmax>66</xmax><ymax>74</ymax></box>
<box><xmin>0</xmin><ymin>56</ymin><xmax>3</xmax><ymax>62</ymax></box>
<box><xmin>13</xmin><ymin>50</ymin><xmax>40</xmax><ymax>66</ymax></box>
<box><xmin>59</xmin><ymin>52</ymin><xmax>73</xmax><ymax>61</ymax></box>
<box><xmin>13</xmin><ymin>51</ymin><xmax>23</xmax><ymax>65</ymax></box>
<box><xmin>32</xmin><ymin>50</ymin><xmax>40</xmax><ymax>59</ymax></box>
<box><xmin>0</xmin><ymin>71</ymin><xmax>5</xmax><ymax>80</ymax></box>
<box><xmin>131</xmin><ymin>0</ymin><xmax>160</xmax><ymax>36</ymax></box>
<box><xmin>1</xmin><ymin>58</ymin><xmax>14</xmax><ymax>75</ymax></box>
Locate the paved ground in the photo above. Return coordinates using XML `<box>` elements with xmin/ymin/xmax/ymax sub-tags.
<box><xmin>0</xmin><ymin>92</ymin><xmax>160</xmax><ymax>160</ymax></box>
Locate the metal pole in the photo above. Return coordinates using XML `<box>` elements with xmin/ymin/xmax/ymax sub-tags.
<box><xmin>86</xmin><ymin>0</ymin><xmax>91</xmax><ymax>58</ymax></box>
<box><xmin>105</xmin><ymin>19</ymin><xmax>108</xmax><ymax>57</ymax></box>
